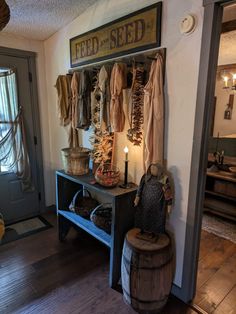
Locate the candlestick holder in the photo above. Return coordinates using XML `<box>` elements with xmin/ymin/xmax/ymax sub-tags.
<box><xmin>120</xmin><ymin>159</ymin><xmax>131</xmax><ymax>189</ymax></box>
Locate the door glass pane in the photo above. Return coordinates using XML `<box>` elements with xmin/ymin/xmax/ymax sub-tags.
<box><xmin>0</xmin><ymin>67</ymin><xmax>18</xmax><ymax>173</ymax></box>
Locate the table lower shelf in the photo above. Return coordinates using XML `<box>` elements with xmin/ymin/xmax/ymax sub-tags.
<box><xmin>204</xmin><ymin>196</ymin><xmax>236</xmax><ymax>221</ymax></box>
<box><xmin>58</xmin><ymin>210</ymin><xmax>111</xmax><ymax>248</ymax></box>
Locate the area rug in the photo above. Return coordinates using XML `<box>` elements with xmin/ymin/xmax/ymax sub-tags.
<box><xmin>202</xmin><ymin>212</ymin><xmax>236</xmax><ymax>244</ymax></box>
<box><xmin>1</xmin><ymin>216</ymin><xmax>52</xmax><ymax>245</ymax></box>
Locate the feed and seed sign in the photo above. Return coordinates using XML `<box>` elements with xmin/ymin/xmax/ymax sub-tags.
<box><xmin>70</xmin><ymin>2</ymin><xmax>162</xmax><ymax>67</ymax></box>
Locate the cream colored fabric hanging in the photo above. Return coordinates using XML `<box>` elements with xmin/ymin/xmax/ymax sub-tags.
<box><xmin>110</xmin><ymin>63</ymin><xmax>127</xmax><ymax>132</ymax></box>
<box><xmin>98</xmin><ymin>66</ymin><xmax>111</xmax><ymax>132</ymax></box>
<box><xmin>143</xmin><ymin>53</ymin><xmax>164</xmax><ymax>171</ymax></box>
<box><xmin>55</xmin><ymin>75</ymin><xmax>72</xmax><ymax>127</ymax></box>
<box><xmin>69</xmin><ymin>71</ymin><xmax>80</xmax><ymax>148</ymax></box>
<box><xmin>71</xmin><ymin>71</ymin><xmax>80</xmax><ymax>129</ymax></box>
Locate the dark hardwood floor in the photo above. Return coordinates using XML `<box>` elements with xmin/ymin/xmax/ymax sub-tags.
<box><xmin>1</xmin><ymin>212</ymin><xmax>235</xmax><ymax>314</ymax></box>
<box><xmin>0</xmin><ymin>212</ymin><xmax>197</xmax><ymax>314</ymax></box>
<box><xmin>193</xmin><ymin>229</ymin><xmax>236</xmax><ymax>314</ymax></box>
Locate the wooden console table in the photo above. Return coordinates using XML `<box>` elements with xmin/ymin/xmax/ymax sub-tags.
<box><xmin>204</xmin><ymin>170</ymin><xmax>236</xmax><ymax>221</ymax></box>
<box><xmin>56</xmin><ymin>170</ymin><xmax>137</xmax><ymax>288</ymax></box>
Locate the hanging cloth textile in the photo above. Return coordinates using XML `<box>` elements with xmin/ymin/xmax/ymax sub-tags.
<box><xmin>77</xmin><ymin>70</ymin><xmax>92</xmax><ymax>130</ymax></box>
<box><xmin>110</xmin><ymin>63</ymin><xmax>127</xmax><ymax>132</ymax></box>
<box><xmin>55</xmin><ymin>74</ymin><xmax>72</xmax><ymax>126</ymax></box>
<box><xmin>127</xmin><ymin>65</ymin><xmax>145</xmax><ymax>146</ymax></box>
<box><xmin>71</xmin><ymin>71</ymin><xmax>80</xmax><ymax>130</ymax></box>
<box><xmin>92</xmin><ymin>65</ymin><xmax>111</xmax><ymax>132</ymax></box>
<box><xmin>69</xmin><ymin>71</ymin><xmax>80</xmax><ymax>148</ymax></box>
<box><xmin>68</xmin><ymin>125</ymin><xmax>80</xmax><ymax>148</ymax></box>
<box><xmin>98</xmin><ymin>65</ymin><xmax>111</xmax><ymax>132</ymax></box>
<box><xmin>0</xmin><ymin>70</ymin><xmax>33</xmax><ymax>191</ymax></box>
<box><xmin>143</xmin><ymin>53</ymin><xmax>164</xmax><ymax>171</ymax></box>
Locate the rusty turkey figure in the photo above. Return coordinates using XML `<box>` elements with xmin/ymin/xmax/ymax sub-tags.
<box><xmin>134</xmin><ymin>163</ymin><xmax>172</xmax><ymax>235</ymax></box>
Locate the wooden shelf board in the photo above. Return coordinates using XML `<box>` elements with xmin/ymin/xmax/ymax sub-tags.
<box><xmin>205</xmin><ymin>190</ymin><xmax>236</xmax><ymax>202</ymax></box>
<box><xmin>56</xmin><ymin>170</ymin><xmax>137</xmax><ymax>198</ymax></box>
<box><xmin>204</xmin><ymin>196</ymin><xmax>236</xmax><ymax>217</ymax></box>
<box><xmin>207</xmin><ymin>170</ymin><xmax>236</xmax><ymax>183</ymax></box>
<box><xmin>58</xmin><ymin>210</ymin><xmax>111</xmax><ymax>248</ymax></box>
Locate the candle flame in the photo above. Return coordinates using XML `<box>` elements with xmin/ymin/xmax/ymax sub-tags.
<box><xmin>124</xmin><ymin>146</ymin><xmax>129</xmax><ymax>153</ymax></box>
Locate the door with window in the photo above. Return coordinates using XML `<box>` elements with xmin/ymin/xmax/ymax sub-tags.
<box><xmin>0</xmin><ymin>53</ymin><xmax>41</xmax><ymax>223</ymax></box>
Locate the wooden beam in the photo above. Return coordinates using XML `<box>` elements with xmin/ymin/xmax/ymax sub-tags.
<box><xmin>222</xmin><ymin>20</ymin><xmax>236</xmax><ymax>33</ymax></box>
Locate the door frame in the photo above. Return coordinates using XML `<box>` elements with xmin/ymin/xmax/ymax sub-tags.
<box><xmin>172</xmin><ymin>0</ymin><xmax>233</xmax><ymax>303</ymax></box>
<box><xmin>0</xmin><ymin>46</ymin><xmax>45</xmax><ymax>213</ymax></box>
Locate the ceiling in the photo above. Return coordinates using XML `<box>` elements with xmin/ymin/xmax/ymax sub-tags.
<box><xmin>2</xmin><ymin>1</ymin><xmax>236</xmax><ymax>42</ymax></box>
<box><xmin>2</xmin><ymin>0</ymin><xmax>99</xmax><ymax>41</ymax></box>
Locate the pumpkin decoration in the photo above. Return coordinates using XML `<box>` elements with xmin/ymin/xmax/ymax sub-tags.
<box><xmin>0</xmin><ymin>0</ymin><xmax>10</xmax><ymax>31</ymax></box>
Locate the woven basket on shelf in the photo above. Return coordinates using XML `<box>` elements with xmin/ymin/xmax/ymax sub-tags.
<box><xmin>61</xmin><ymin>147</ymin><xmax>90</xmax><ymax>176</ymax></box>
<box><xmin>90</xmin><ymin>203</ymin><xmax>112</xmax><ymax>234</ymax></box>
<box><xmin>0</xmin><ymin>0</ymin><xmax>10</xmax><ymax>31</ymax></box>
<box><xmin>69</xmin><ymin>189</ymin><xmax>98</xmax><ymax>219</ymax></box>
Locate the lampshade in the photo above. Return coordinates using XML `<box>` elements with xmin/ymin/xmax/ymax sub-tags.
<box><xmin>0</xmin><ymin>0</ymin><xmax>10</xmax><ymax>31</ymax></box>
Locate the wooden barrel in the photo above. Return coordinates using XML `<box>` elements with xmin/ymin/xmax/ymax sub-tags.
<box><xmin>121</xmin><ymin>228</ymin><xmax>174</xmax><ymax>313</ymax></box>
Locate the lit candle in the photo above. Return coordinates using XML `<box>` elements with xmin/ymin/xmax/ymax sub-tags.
<box><xmin>223</xmin><ymin>76</ymin><xmax>229</xmax><ymax>88</ymax></box>
<box><xmin>124</xmin><ymin>146</ymin><xmax>128</xmax><ymax>161</ymax></box>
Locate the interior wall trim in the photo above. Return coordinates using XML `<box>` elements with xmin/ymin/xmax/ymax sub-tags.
<box><xmin>203</xmin><ymin>0</ymin><xmax>234</xmax><ymax>6</ymax></box>
<box><xmin>181</xmin><ymin>1</ymin><xmax>224</xmax><ymax>303</ymax></box>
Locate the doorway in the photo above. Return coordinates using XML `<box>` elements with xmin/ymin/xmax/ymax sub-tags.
<box><xmin>0</xmin><ymin>47</ymin><xmax>45</xmax><ymax>224</ymax></box>
<box><xmin>179</xmin><ymin>0</ymin><xmax>236</xmax><ymax>307</ymax></box>
<box><xmin>193</xmin><ymin>3</ymin><xmax>236</xmax><ymax>312</ymax></box>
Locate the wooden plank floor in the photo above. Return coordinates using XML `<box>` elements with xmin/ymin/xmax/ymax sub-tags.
<box><xmin>0</xmin><ymin>212</ymin><xmax>197</xmax><ymax>314</ymax></box>
<box><xmin>193</xmin><ymin>230</ymin><xmax>236</xmax><ymax>314</ymax></box>
<box><xmin>1</xmin><ymin>213</ymin><xmax>235</xmax><ymax>314</ymax></box>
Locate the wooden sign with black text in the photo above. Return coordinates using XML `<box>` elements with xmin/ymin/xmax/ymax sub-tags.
<box><xmin>70</xmin><ymin>2</ymin><xmax>162</xmax><ymax>67</ymax></box>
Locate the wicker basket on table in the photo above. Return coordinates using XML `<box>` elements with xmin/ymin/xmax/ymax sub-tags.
<box><xmin>69</xmin><ymin>189</ymin><xmax>98</xmax><ymax>219</ymax></box>
<box><xmin>90</xmin><ymin>203</ymin><xmax>112</xmax><ymax>234</ymax></box>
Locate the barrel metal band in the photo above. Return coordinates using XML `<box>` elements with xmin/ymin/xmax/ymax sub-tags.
<box><xmin>123</xmin><ymin>288</ymin><xmax>168</xmax><ymax>304</ymax></box>
<box><xmin>122</xmin><ymin>254</ymin><xmax>173</xmax><ymax>270</ymax></box>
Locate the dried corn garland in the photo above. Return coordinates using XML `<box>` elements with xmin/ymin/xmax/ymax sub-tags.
<box><xmin>127</xmin><ymin>66</ymin><xmax>145</xmax><ymax>146</ymax></box>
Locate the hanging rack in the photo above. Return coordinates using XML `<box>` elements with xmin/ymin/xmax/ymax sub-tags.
<box><xmin>68</xmin><ymin>47</ymin><xmax>166</xmax><ymax>74</ymax></box>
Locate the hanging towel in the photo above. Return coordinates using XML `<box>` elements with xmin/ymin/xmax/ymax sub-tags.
<box><xmin>68</xmin><ymin>125</ymin><xmax>80</xmax><ymax>148</ymax></box>
<box><xmin>71</xmin><ymin>71</ymin><xmax>80</xmax><ymax>130</ymax></box>
<box><xmin>143</xmin><ymin>53</ymin><xmax>164</xmax><ymax>171</ymax></box>
<box><xmin>55</xmin><ymin>75</ymin><xmax>72</xmax><ymax>126</ymax></box>
<box><xmin>77</xmin><ymin>70</ymin><xmax>92</xmax><ymax>130</ymax></box>
<box><xmin>98</xmin><ymin>65</ymin><xmax>111</xmax><ymax>132</ymax></box>
<box><xmin>110</xmin><ymin>63</ymin><xmax>127</xmax><ymax>132</ymax></box>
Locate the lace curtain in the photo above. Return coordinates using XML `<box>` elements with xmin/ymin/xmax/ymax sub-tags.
<box><xmin>0</xmin><ymin>69</ymin><xmax>33</xmax><ymax>191</ymax></box>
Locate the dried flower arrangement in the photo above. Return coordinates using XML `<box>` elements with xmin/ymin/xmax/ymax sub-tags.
<box><xmin>90</xmin><ymin>129</ymin><xmax>114</xmax><ymax>164</ymax></box>
<box><xmin>90</xmin><ymin>71</ymin><xmax>114</xmax><ymax>165</ymax></box>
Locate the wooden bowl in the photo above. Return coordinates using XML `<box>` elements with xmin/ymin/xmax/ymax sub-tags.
<box><xmin>95</xmin><ymin>163</ymin><xmax>120</xmax><ymax>187</ymax></box>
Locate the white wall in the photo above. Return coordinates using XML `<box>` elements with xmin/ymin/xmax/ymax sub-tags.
<box><xmin>0</xmin><ymin>32</ymin><xmax>52</xmax><ymax>206</ymax></box>
<box><xmin>44</xmin><ymin>0</ymin><xmax>203</xmax><ymax>288</ymax></box>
